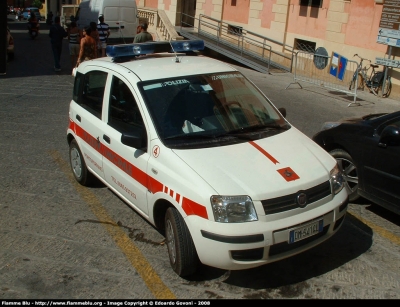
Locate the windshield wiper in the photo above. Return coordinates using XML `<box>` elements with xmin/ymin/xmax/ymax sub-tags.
<box><xmin>221</xmin><ymin>123</ymin><xmax>289</xmax><ymax>135</ymax></box>
<box><xmin>163</xmin><ymin>124</ymin><xmax>289</xmax><ymax>141</ymax></box>
<box><xmin>163</xmin><ymin>133</ymin><xmax>217</xmax><ymax>140</ymax></box>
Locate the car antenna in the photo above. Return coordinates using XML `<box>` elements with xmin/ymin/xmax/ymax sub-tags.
<box><xmin>169</xmin><ymin>39</ymin><xmax>181</xmax><ymax>63</ymax></box>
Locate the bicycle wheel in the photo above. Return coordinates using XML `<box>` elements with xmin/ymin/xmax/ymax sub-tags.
<box><xmin>349</xmin><ymin>73</ymin><xmax>364</xmax><ymax>91</ymax></box>
<box><xmin>382</xmin><ymin>78</ymin><xmax>392</xmax><ymax>98</ymax></box>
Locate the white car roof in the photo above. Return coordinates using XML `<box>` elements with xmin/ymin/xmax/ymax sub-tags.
<box><xmin>81</xmin><ymin>53</ymin><xmax>238</xmax><ymax>81</ymax></box>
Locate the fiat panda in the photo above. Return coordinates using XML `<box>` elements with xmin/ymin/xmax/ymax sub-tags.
<box><xmin>67</xmin><ymin>40</ymin><xmax>348</xmax><ymax>277</ymax></box>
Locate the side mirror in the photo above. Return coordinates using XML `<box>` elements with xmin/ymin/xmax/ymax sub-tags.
<box><xmin>378</xmin><ymin>125</ymin><xmax>400</xmax><ymax>148</ymax></box>
<box><xmin>121</xmin><ymin>129</ymin><xmax>147</xmax><ymax>151</ymax></box>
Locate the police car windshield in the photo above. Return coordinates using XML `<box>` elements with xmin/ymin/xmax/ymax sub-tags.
<box><xmin>139</xmin><ymin>72</ymin><xmax>288</xmax><ymax>147</ymax></box>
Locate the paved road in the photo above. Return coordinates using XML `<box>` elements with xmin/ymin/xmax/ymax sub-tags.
<box><xmin>1</xmin><ymin>18</ymin><xmax>400</xmax><ymax>300</ymax></box>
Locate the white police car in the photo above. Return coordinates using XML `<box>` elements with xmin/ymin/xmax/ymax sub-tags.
<box><xmin>67</xmin><ymin>40</ymin><xmax>348</xmax><ymax>277</ymax></box>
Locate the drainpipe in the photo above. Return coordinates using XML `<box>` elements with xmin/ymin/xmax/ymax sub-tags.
<box><xmin>219</xmin><ymin>0</ymin><xmax>225</xmax><ymax>37</ymax></box>
<box><xmin>282</xmin><ymin>0</ymin><xmax>291</xmax><ymax>53</ymax></box>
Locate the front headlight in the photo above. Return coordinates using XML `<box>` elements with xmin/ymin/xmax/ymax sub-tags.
<box><xmin>321</xmin><ymin>122</ymin><xmax>341</xmax><ymax>131</ymax></box>
<box><xmin>210</xmin><ymin>195</ymin><xmax>258</xmax><ymax>223</ymax></box>
<box><xmin>330</xmin><ymin>163</ymin><xmax>344</xmax><ymax>195</ymax></box>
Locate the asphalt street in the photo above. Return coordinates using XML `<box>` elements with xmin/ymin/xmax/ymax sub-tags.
<box><xmin>1</xmin><ymin>18</ymin><xmax>400</xmax><ymax>300</ymax></box>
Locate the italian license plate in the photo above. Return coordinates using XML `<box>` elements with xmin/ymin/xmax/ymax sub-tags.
<box><xmin>289</xmin><ymin>219</ymin><xmax>323</xmax><ymax>244</ymax></box>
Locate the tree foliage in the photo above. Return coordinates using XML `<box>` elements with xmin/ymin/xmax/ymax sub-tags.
<box><xmin>32</xmin><ymin>0</ymin><xmax>43</xmax><ymax>9</ymax></box>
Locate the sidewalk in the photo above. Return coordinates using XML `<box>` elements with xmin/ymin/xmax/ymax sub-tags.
<box><xmin>231</xmin><ymin>64</ymin><xmax>400</xmax><ymax>138</ymax></box>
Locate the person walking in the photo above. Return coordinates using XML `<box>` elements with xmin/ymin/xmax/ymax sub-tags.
<box><xmin>133</xmin><ymin>23</ymin><xmax>153</xmax><ymax>43</ymax></box>
<box><xmin>76</xmin><ymin>26</ymin><xmax>96</xmax><ymax>68</ymax></box>
<box><xmin>68</xmin><ymin>21</ymin><xmax>81</xmax><ymax>72</ymax></box>
<box><xmin>49</xmin><ymin>16</ymin><xmax>68</xmax><ymax>72</ymax></box>
<box><xmin>46</xmin><ymin>11</ymin><xmax>53</xmax><ymax>25</ymax></box>
<box><xmin>97</xmin><ymin>15</ymin><xmax>110</xmax><ymax>57</ymax></box>
<box><xmin>90</xmin><ymin>21</ymin><xmax>100</xmax><ymax>58</ymax></box>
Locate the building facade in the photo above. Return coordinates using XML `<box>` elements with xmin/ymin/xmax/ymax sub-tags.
<box><xmin>141</xmin><ymin>0</ymin><xmax>400</xmax><ymax>98</ymax></box>
<box><xmin>7</xmin><ymin>0</ymin><xmax>400</xmax><ymax>97</ymax></box>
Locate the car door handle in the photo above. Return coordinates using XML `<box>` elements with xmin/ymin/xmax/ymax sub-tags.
<box><xmin>76</xmin><ymin>114</ymin><xmax>81</xmax><ymax>122</ymax></box>
<box><xmin>103</xmin><ymin>135</ymin><xmax>110</xmax><ymax>144</ymax></box>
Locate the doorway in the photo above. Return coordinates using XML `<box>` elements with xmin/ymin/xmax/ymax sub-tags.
<box><xmin>176</xmin><ymin>0</ymin><xmax>196</xmax><ymax>27</ymax></box>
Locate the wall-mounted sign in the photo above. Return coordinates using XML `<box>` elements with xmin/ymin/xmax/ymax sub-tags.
<box><xmin>377</xmin><ymin>35</ymin><xmax>400</xmax><ymax>47</ymax></box>
<box><xmin>313</xmin><ymin>47</ymin><xmax>329</xmax><ymax>70</ymax></box>
<box><xmin>377</xmin><ymin>0</ymin><xmax>400</xmax><ymax>46</ymax></box>
<box><xmin>375</xmin><ymin>57</ymin><xmax>400</xmax><ymax>68</ymax></box>
<box><xmin>329</xmin><ymin>52</ymin><xmax>348</xmax><ymax>81</ymax></box>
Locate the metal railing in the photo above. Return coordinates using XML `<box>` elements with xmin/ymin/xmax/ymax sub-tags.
<box><xmin>137</xmin><ymin>7</ymin><xmax>183</xmax><ymax>41</ymax></box>
<box><xmin>179</xmin><ymin>13</ymin><xmax>295</xmax><ymax>73</ymax></box>
<box><xmin>286</xmin><ymin>51</ymin><xmax>360</xmax><ymax>106</ymax></box>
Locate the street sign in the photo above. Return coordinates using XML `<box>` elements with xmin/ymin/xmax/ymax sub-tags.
<box><xmin>377</xmin><ymin>0</ymin><xmax>400</xmax><ymax>46</ymax></box>
<box><xmin>375</xmin><ymin>57</ymin><xmax>400</xmax><ymax>68</ymax></box>
<box><xmin>377</xmin><ymin>35</ymin><xmax>400</xmax><ymax>47</ymax></box>
<box><xmin>378</xmin><ymin>28</ymin><xmax>400</xmax><ymax>39</ymax></box>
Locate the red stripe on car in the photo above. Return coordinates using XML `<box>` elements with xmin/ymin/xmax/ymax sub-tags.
<box><xmin>249</xmin><ymin>141</ymin><xmax>279</xmax><ymax>165</ymax></box>
<box><xmin>73</xmin><ymin>122</ymin><xmax>208</xmax><ymax>219</ymax></box>
<box><xmin>182</xmin><ymin>197</ymin><xmax>208</xmax><ymax>219</ymax></box>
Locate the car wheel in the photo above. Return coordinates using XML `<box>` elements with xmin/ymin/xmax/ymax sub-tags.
<box><xmin>165</xmin><ymin>207</ymin><xmax>199</xmax><ymax>277</ymax></box>
<box><xmin>69</xmin><ymin>139</ymin><xmax>94</xmax><ymax>186</ymax></box>
<box><xmin>329</xmin><ymin>149</ymin><xmax>359</xmax><ymax>202</ymax></box>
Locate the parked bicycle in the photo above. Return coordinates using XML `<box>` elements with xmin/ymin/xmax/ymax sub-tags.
<box><xmin>349</xmin><ymin>54</ymin><xmax>392</xmax><ymax>97</ymax></box>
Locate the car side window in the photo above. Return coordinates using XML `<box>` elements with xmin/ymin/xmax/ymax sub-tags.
<box><xmin>73</xmin><ymin>70</ymin><xmax>107</xmax><ymax>119</ymax></box>
<box><xmin>108</xmin><ymin>76</ymin><xmax>144</xmax><ymax>134</ymax></box>
<box><xmin>378</xmin><ymin>117</ymin><xmax>400</xmax><ymax>134</ymax></box>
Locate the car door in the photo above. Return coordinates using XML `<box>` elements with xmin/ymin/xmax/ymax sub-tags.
<box><xmin>362</xmin><ymin>116</ymin><xmax>400</xmax><ymax>208</ymax></box>
<box><xmin>101</xmin><ymin>73</ymin><xmax>150</xmax><ymax>216</ymax></box>
<box><xmin>71</xmin><ymin>69</ymin><xmax>108</xmax><ymax>180</ymax></box>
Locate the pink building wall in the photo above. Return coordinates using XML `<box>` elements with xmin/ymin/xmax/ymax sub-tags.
<box><xmin>286</xmin><ymin>1</ymin><xmax>330</xmax><ymax>40</ymax></box>
<box><xmin>203</xmin><ymin>0</ymin><xmax>214</xmax><ymax>16</ymax></box>
<box><xmin>217</xmin><ymin>0</ymin><xmax>387</xmax><ymax>53</ymax></box>
<box><xmin>145</xmin><ymin>0</ymin><xmax>160</xmax><ymax>9</ymax></box>
<box><xmin>344</xmin><ymin>0</ymin><xmax>386</xmax><ymax>52</ymax></box>
<box><xmin>259</xmin><ymin>0</ymin><xmax>275</xmax><ymax>29</ymax></box>
<box><xmin>222</xmin><ymin>0</ymin><xmax>250</xmax><ymax>24</ymax></box>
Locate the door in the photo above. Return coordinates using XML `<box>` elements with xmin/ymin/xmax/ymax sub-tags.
<box><xmin>71</xmin><ymin>69</ymin><xmax>108</xmax><ymax>180</ymax></box>
<box><xmin>101</xmin><ymin>74</ymin><xmax>150</xmax><ymax>216</ymax></box>
<box><xmin>177</xmin><ymin>0</ymin><xmax>196</xmax><ymax>27</ymax></box>
<box><xmin>363</xmin><ymin>116</ymin><xmax>400</xmax><ymax>209</ymax></box>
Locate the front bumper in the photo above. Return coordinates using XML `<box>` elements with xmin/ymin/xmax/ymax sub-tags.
<box><xmin>186</xmin><ymin>189</ymin><xmax>348</xmax><ymax>271</ymax></box>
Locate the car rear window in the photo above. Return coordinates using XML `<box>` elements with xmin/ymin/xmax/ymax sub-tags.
<box><xmin>24</xmin><ymin>8</ymin><xmax>38</xmax><ymax>12</ymax></box>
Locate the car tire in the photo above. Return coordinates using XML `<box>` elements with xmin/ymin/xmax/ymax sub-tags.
<box><xmin>69</xmin><ymin>139</ymin><xmax>95</xmax><ymax>186</ymax></box>
<box><xmin>165</xmin><ymin>207</ymin><xmax>199</xmax><ymax>277</ymax></box>
<box><xmin>329</xmin><ymin>149</ymin><xmax>359</xmax><ymax>202</ymax></box>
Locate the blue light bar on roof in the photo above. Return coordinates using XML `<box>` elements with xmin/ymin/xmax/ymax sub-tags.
<box><xmin>106</xmin><ymin>40</ymin><xmax>205</xmax><ymax>61</ymax></box>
